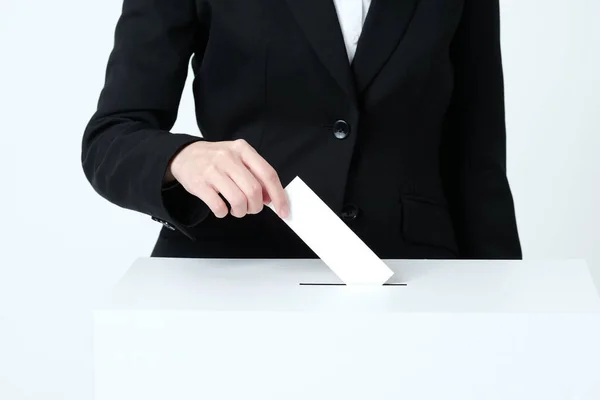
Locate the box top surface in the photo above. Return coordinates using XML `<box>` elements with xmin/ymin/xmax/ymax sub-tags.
<box><xmin>99</xmin><ymin>258</ymin><xmax>600</xmax><ymax>313</ymax></box>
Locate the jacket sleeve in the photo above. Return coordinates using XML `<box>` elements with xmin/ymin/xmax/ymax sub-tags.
<box><xmin>440</xmin><ymin>0</ymin><xmax>523</xmax><ymax>259</ymax></box>
<box><xmin>81</xmin><ymin>0</ymin><xmax>210</xmax><ymax>239</ymax></box>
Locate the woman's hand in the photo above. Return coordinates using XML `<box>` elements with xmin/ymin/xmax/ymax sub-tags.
<box><xmin>167</xmin><ymin>139</ymin><xmax>290</xmax><ymax>219</ymax></box>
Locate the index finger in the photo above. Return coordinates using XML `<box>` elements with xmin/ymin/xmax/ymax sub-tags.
<box><xmin>239</xmin><ymin>146</ymin><xmax>289</xmax><ymax>219</ymax></box>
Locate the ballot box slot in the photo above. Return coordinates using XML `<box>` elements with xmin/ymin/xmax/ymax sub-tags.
<box><xmin>298</xmin><ymin>283</ymin><xmax>407</xmax><ymax>286</ymax></box>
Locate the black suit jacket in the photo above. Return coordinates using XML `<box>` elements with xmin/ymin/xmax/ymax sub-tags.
<box><xmin>82</xmin><ymin>0</ymin><xmax>522</xmax><ymax>260</ymax></box>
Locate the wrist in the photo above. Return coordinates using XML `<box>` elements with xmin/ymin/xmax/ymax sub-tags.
<box><xmin>163</xmin><ymin>164</ymin><xmax>176</xmax><ymax>184</ymax></box>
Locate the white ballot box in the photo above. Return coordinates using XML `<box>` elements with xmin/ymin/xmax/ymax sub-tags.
<box><xmin>94</xmin><ymin>259</ymin><xmax>600</xmax><ymax>400</ymax></box>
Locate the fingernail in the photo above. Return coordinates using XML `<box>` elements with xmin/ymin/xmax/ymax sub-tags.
<box><xmin>280</xmin><ymin>205</ymin><xmax>290</xmax><ymax>219</ymax></box>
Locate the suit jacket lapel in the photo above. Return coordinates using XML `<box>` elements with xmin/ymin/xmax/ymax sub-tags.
<box><xmin>352</xmin><ymin>0</ymin><xmax>420</xmax><ymax>93</ymax></box>
<box><xmin>284</xmin><ymin>0</ymin><xmax>357</xmax><ymax>104</ymax></box>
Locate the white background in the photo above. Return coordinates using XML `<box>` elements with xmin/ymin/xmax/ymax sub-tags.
<box><xmin>0</xmin><ymin>0</ymin><xmax>599</xmax><ymax>399</ymax></box>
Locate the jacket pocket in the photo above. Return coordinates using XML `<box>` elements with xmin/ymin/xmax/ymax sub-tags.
<box><xmin>399</xmin><ymin>194</ymin><xmax>459</xmax><ymax>256</ymax></box>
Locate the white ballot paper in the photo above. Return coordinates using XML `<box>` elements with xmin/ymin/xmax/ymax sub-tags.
<box><xmin>269</xmin><ymin>176</ymin><xmax>394</xmax><ymax>285</ymax></box>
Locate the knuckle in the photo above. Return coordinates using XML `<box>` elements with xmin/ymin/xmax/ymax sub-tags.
<box><xmin>249</xmin><ymin>183</ymin><xmax>262</xmax><ymax>199</ymax></box>
<box><xmin>202</xmin><ymin>163</ymin><xmax>219</xmax><ymax>179</ymax></box>
<box><xmin>190</xmin><ymin>174</ymin><xmax>205</xmax><ymax>187</ymax></box>
<box><xmin>215</xmin><ymin>148</ymin><xmax>233</xmax><ymax>161</ymax></box>
<box><xmin>186</xmin><ymin>185</ymin><xmax>203</xmax><ymax>199</ymax></box>
<box><xmin>229</xmin><ymin>195</ymin><xmax>247</xmax><ymax>210</ymax></box>
<box><xmin>233</xmin><ymin>138</ymin><xmax>249</xmax><ymax>149</ymax></box>
<box><xmin>230</xmin><ymin>206</ymin><xmax>246</xmax><ymax>218</ymax></box>
<box><xmin>212</xmin><ymin>204</ymin><xmax>228</xmax><ymax>217</ymax></box>
<box><xmin>266</xmin><ymin>168</ymin><xmax>279</xmax><ymax>183</ymax></box>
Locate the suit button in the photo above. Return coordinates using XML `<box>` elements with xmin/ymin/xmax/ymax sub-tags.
<box><xmin>341</xmin><ymin>203</ymin><xmax>359</xmax><ymax>221</ymax></box>
<box><xmin>332</xmin><ymin>120</ymin><xmax>350</xmax><ymax>139</ymax></box>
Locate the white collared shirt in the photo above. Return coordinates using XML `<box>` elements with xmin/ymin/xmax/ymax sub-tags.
<box><xmin>332</xmin><ymin>0</ymin><xmax>373</xmax><ymax>63</ymax></box>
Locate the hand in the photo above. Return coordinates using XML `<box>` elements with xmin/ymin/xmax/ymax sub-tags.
<box><xmin>167</xmin><ymin>139</ymin><xmax>290</xmax><ymax>219</ymax></box>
